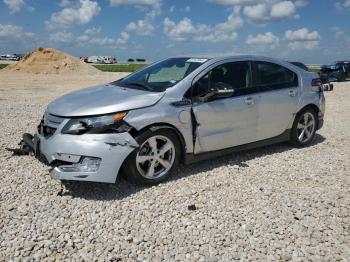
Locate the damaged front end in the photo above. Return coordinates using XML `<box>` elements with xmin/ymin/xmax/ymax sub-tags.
<box><xmin>13</xmin><ymin>112</ymin><xmax>139</xmax><ymax>184</ymax></box>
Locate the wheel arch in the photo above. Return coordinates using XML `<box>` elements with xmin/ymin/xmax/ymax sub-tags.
<box><xmin>296</xmin><ymin>104</ymin><xmax>320</xmax><ymax>127</ymax></box>
<box><xmin>129</xmin><ymin>122</ymin><xmax>187</xmax><ymax>163</ymax></box>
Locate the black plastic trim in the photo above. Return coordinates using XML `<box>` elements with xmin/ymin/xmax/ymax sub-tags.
<box><xmin>185</xmin><ymin>129</ymin><xmax>291</xmax><ymax>164</ymax></box>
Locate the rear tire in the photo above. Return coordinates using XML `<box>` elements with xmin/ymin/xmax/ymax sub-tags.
<box><xmin>290</xmin><ymin>108</ymin><xmax>317</xmax><ymax>148</ymax></box>
<box><xmin>123</xmin><ymin>129</ymin><xmax>181</xmax><ymax>185</ymax></box>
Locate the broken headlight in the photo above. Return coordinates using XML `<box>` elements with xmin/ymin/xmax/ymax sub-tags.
<box><xmin>62</xmin><ymin>112</ymin><xmax>131</xmax><ymax>135</ymax></box>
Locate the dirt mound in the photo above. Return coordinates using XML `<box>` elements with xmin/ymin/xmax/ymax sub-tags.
<box><xmin>5</xmin><ymin>47</ymin><xmax>101</xmax><ymax>75</ymax></box>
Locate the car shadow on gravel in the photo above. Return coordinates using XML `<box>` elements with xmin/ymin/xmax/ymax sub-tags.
<box><xmin>60</xmin><ymin>134</ymin><xmax>326</xmax><ymax>201</ymax></box>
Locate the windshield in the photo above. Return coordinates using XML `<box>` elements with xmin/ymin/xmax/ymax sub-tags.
<box><xmin>112</xmin><ymin>57</ymin><xmax>208</xmax><ymax>92</ymax></box>
<box><xmin>329</xmin><ymin>64</ymin><xmax>341</xmax><ymax>70</ymax></box>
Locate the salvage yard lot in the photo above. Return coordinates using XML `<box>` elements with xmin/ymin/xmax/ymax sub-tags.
<box><xmin>0</xmin><ymin>72</ymin><xmax>349</xmax><ymax>260</ymax></box>
<box><xmin>93</xmin><ymin>63</ymin><xmax>146</xmax><ymax>72</ymax></box>
<box><xmin>1</xmin><ymin>63</ymin><xmax>321</xmax><ymax>73</ymax></box>
<box><xmin>0</xmin><ymin>63</ymin><xmax>146</xmax><ymax>72</ymax></box>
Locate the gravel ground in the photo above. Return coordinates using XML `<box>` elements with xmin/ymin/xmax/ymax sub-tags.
<box><xmin>0</xmin><ymin>72</ymin><xmax>349</xmax><ymax>261</ymax></box>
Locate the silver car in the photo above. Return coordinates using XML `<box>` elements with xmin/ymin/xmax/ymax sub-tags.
<box><xmin>28</xmin><ymin>56</ymin><xmax>325</xmax><ymax>185</ymax></box>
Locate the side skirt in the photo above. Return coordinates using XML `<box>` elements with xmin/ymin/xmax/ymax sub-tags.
<box><xmin>185</xmin><ymin>129</ymin><xmax>291</xmax><ymax>165</ymax></box>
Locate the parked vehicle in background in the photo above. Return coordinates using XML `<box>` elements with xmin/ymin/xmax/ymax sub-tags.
<box><xmin>87</xmin><ymin>56</ymin><xmax>117</xmax><ymax>64</ymax></box>
<box><xmin>336</xmin><ymin>61</ymin><xmax>350</xmax><ymax>79</ymax></box>
<box><xmin>0</xmin><ymin>54</ymin><xmax>21</xmax><ymax>61</ymax></box>
<box><xmin>80</xmin><ymin>57</ymin><xmax>88</xmax><ymax>63</ymax></box>
<box><xmin>14</xmin><ymin>54</ymin><xmax>24</xmax><ymax>60</ymax></box>
<box><xmin>320</xmin><ymin>61</ymin><xmax>350</xmax><ymax>82</ymax></box>
<box><xmin>289</xmin><ymin>61</ymin><xmax>333</xmax><ymax>91</ymax></box>
<box><xmin>128</xmin><ymin>58</ymin><xmax>135</xmax><ymax>62</ymax></box>
<box><xmin>289</xmin><ymin>62</ymin><xmax>309</xmax><ymax>71</ymax></box>
<box><xmin>22</xmin><ymin>56</ymin><xmax>325</xmax><ymax>185</ymax></box>
<box><xmin>136</xmin><ymin>58</ymin><xmax>146</xmax><ymax>63</ymax></box>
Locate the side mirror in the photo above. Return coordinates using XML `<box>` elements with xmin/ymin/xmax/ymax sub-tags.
<box><xmin>211</xmin><ymin>82</ymin><xmax>235</xmax><ymax>98</ymax></box>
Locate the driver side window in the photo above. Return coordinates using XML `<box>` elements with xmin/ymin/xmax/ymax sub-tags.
<box><xmin>189</xmin><ymin>61</ymin><xmax>252</xmax><ymax>101</ymax></box>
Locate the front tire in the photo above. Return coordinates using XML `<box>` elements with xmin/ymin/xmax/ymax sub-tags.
<box><xmin>290</xmin><ymin>108</ymin><xmax>317</xmax><ymax>147</ymax></box>
<box><xmin>123</xmin><ymin>129</ymin><xmax>181</xmax><ymax>185</ymax></box>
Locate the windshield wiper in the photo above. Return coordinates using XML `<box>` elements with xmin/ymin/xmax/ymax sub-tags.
<box><xmin>124</xmin><ymin>82</ymin><xmax>154</xmax><ymax>91</ymax></box>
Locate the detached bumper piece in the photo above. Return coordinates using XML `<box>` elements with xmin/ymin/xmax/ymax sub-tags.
<box><xmin>6</xmin><ymin>134</ymin><xmax>46</xmax><ymax>163</ymax></box>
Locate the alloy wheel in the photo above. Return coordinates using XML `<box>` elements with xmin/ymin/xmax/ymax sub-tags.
<box><xmin>297</xmin><ymin>112</ymin><xmax>316</xmax><ymax>143</ymax></box>
<box><xmin>136</xmin><ymin>135</ymin><xmax>176</xmax><ymax>179</ymax></box>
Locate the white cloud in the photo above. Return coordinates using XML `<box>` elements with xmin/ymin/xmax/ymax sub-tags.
<box><xmin>49</xmin><ymin>31</ymin><xmax>74</xmax><ymax>43</ymax></box>
<box><xmin>0</xmin><ymin>24</ymin><xmax>36</xmax><ymax>52</ymax></box>
<box><xmin>270</xmin><ymin>1</ymin><xmax>297</xmax><ymax>19</ymax></box>
<box><xmin>116</xmin><ymin>31</ymin><xmax>130</xmax><ymax>44</ymax></box>
<box><xmin>111</xmin><ymin>0</ymin><xmax>161</xmax><ymax>37</ymax></box>
<box><xmin>209</xmin><ymin>0</ymin><xmax>259</xmax><ymax>5</ymax></box>
<box><xmin>184</xmin><ymin>5</ymin><xmax>191</xmax><ymax>12</ymax></box>
<box><xmin>163</xmin><ymin>13</ymin><xmax>243</xmax><ymax>43</ymax></box>
<box><xmin>163</xmin><ymin>17</ymin><xmax>195</xmax><ymax>41</ymax></box>
<box><xmin>246</xmin><ymin>32</ymin><xmax>279</xmax><ymax>48</ymax></box>
<box><xmin>243</xmin><ymin>3</ymin><xmax>268</xmax><ymax>21</ymax></box>
<box><xmin>59</xmin><ymin>0</ymin><xmax>71</xmax><ymax>7</ymax></box>
<box><xmin>85</xmin><ymin>32</ymin><xmax>129</xmax><ymax>46</ymax></box>
<box><xmin>109</xmin><ymin>0</ymin><xmax>161</xmax><ymax>15</ymax></box>
<box><xmin>50</xmin><ymin>30</ymin><xmax>129</xmax><ymax>47</ymax></box>
<box><xmin>337</xmin><ymin>0</ymin><xmax>350</xmax><ymax>9</ymax></box>
<box><xmin>46</xmin><ymin>0</ymin><xmax>101</xmax><ymax>29</ymax></box>
<box><xmin>126</xmin><ymin>16</ymin><xmax>155</xmax><ymax>36</ymax></box>
<box><xmin>284</xmin><ymin>28</ymin><xmax>320</xmax><ymax>41</ymax></box>
<box><xmin>0</xmin><ymin>24</ymin><xmax>35</xmax><ymax>38</ymax></box>
<box><xmin>89</xmin><ymin>37</ymin><xmax>116</xmax><ymax>46</ymax></box>
<box><xmin>284</xmin><ymin>28</ymin><xmax>320</xmax><ymax>50</ymax></box>
<box><xmin>244</xmin><ymin>1</ymin><xmax>301</xmax><ymax>22</ymax></box>
<box><xmin>211</xmin><ymin>0</ymin><xmax>306</xmax><ymax>23</ymax></box>
<box><xmin>110</xmin><ymin>0</ymin><xmax>160</xmax><ymax>5</ymax></box>
<box><xmin>77</xmin><ymin>35</ymin><xmax>90</xmax><ymax>42</ymax></box>
<box><xmin>287</xmin><ymin>41</ymin><xmax>318</xmax><ymax>50</ymax></box>
<box><xmin>84</xmin><ymin>27</ymin><xmax>101</xmax><ymax>35</ymax></box>
<box><xmin>294</xmin><ymin>0</ymin><xmax>308</xmax><ymax>7</ymax></box>
<box><xmin>3</xmin><ymin>0</ymin><xmax>33</xmax><ymax>13</ymax></box>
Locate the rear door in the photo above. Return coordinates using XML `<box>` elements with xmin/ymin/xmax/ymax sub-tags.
<box><xmin>190</xmin><ymin>61</ymin><xmax>260</xmax><ymax>153</ymax></box>
<box><xmin>252</xmin><ymin>61</ymin><xmax>299</xmax><ymax>140</ymax></box>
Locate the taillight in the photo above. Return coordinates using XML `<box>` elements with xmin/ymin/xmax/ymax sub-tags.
<box><xmin>311</xmin><ymin>78</ymin><xmax>322</xmax><ymax>86</ymax></box>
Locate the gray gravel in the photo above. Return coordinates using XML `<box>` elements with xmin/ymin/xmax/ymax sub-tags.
<box><xmin>1</xmin><ymin>74</ymin><xmax>349</xmax><ymax>261</ymax></box>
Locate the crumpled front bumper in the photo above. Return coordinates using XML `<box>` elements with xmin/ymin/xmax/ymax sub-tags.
<box><xmin>37</xmin><ymin>131</ymin><xmax>138</xmax><ymax>183</ymax></box>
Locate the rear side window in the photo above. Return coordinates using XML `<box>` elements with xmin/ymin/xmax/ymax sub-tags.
<box><xmin>254</xmin><ymin>61</ymin><xmax>298</xmax><ymax>90</ymax></box>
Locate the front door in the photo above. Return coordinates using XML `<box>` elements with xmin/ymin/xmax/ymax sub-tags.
<box><xmin>190</xmin><ymin>61</ymin><xmax>260</xmax><ymax>153</ymax></box>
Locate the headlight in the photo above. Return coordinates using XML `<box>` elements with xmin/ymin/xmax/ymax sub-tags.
<box><xmin>62</xmin><ymin>112</ymin><xmax>128</xmax><ymax>135</ymax></box>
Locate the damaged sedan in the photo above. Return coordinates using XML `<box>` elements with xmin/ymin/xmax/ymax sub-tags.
<box><xmin>20</xmin><ymin>56</ymin><xmax>325</xmax><ymax>185</ymax></box>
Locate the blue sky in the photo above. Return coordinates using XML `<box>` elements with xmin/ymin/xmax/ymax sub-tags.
<box><xmin>0</xmin><ymin>0</ymin><xmax>349</xmax><ymax>63</ymax></box>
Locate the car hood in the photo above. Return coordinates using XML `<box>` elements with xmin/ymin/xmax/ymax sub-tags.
<box><xmin>47</xmin><ymin>83</ymin><xmax>165</xmax><ymax>117</ymax></box>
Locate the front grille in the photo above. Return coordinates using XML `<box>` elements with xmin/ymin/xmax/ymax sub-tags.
<box><xmin>38</xmin><ymin>112</ymin><xmax>65</xmax><ymax>138</ymax></box>
<box><xmin>43</xmin><ymin>126</ymin><xmax>57</xmax><ymax>137</ymax></box>
<box><xmin>44</xmin><ymin>112</ymin><xmax>65</xmax><ymax>128</ymax></box>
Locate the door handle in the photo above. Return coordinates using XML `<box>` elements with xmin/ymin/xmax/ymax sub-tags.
<box><xmin>288</xmin><ymin>90</ymin><xmax>297</xmax><ymax>97</ymax></box>
<box><xmin>245</xmin><ymin>97</ymin><xmax>254</xmax><ymax>105</ymax></box>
